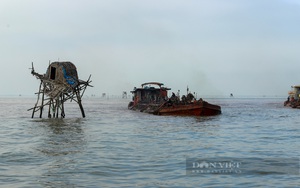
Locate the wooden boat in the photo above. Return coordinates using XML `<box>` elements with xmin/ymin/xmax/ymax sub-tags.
<box><xmin>128</xmin><ymin>82</ymin><xmax>221</xmax><ymax>116</ymax></box>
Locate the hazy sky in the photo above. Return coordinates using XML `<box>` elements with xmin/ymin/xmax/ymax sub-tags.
<box><xmin>1</xmin><ymin>0</ymin><xmax>300</xmax><ymax>97</ymax></box>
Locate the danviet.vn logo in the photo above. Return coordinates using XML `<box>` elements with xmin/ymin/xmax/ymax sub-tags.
<box><xmin>188</xmin><ymin>159</ymin><xmax>242</xmax><ymax>174</ymax></box>
<box><xmin>186</xmin><ymin>158</ymin><xmax>300</xmax><ymax>175</ymax></box>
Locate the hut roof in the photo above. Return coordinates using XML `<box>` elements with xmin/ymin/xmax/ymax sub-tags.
<box><xmin>46</xmin><ymin>61</ymin><xmax>79</xmax><ymax>88</ymax></box>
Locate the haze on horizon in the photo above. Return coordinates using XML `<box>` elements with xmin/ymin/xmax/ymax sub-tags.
<box><xmin>1</xmin><ymin>0</ymin><xmax>299</xmax><ymax>98</ymax></box>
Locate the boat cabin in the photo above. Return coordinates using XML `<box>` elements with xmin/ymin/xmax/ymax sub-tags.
<box><xmin>45</xmin><ymin>61</ymin><xmax>79</xmax><ymax>88</ymax></box>
<box><xmin>288</xmin><ymin>85</ymin><xmax>300</xmax><ymax>100</ymax></box>
<box><xmin>131</xmin><ymin>82</ymin><xmax>171</xmax><ymax>104</ymax></box>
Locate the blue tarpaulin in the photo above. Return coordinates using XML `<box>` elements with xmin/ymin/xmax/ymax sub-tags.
<box><xmin>62</xmin><ymin>67</ymin><xmax>77</xmax><ymax>87</ymax></box>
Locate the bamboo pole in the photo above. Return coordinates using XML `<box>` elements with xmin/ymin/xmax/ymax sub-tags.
<box><xmin>32</xmin><ymin>81</ymin><xmax>42</xmax><ymax>118</ymax></box>
<box><xmin>48</xmin><ymin>99</ymin><xmax>52</xmax><ymax>118</ymax></box>
<box><xmin>61</xmin><ymin>94</ymin><xmax>65</xmax><ymax>118</ymax></box>
<box><xmin>55</xmin><ymin>98</ymin><xmax>59</xmax><ymax>118</ymax></box>
<box><xmin>39</xmin><ymin>82</ymin><xmax>45</xmax><ymax>118</ymax></box>
<box><xmin>76</xmin><ymin>89</ymin><xmax>85</xmax><ymax>118</ymax></box>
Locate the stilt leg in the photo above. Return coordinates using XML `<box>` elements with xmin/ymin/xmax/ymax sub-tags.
<box><xmin>56</xmin><ymin>98</ymin><xmax>59</xmax><ymax>118</ymax></box>
<box><xmin>76</xmin><ymin>90</ymin><xmax>85</xmax><ymax>118</ymax></box>
<box><xmin>31</xmin><ymin>107</ymin><xmax>36</xmax><ymax>118</ymax></box>
<box><xmin>61</xmin><ymin>94</ymin><xmax>65</xmax><ymax>118</ymax></box>
<box><xmin>48</xmin><ymin>99</ymin><xmax>52</xmax><ymax>118</ymax></box>
<box><xmin>39</xmin><ymin>83</ymin><xmax>45</xmax><ymax>118</ymax></box>
<box><xmin>32</xmin><ymin>81</ymin><xmax>43</xmax><ymax>118</ymax></box>
<box><xmin>51</xmin><ymin>99</ymin><xmax>56</xmax><ymax>118</ymax></box>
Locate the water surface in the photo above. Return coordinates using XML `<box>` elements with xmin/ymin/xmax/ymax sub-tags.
<box><xmin>0</xmin><ymin>97</ymin><xmax>299</xmax><ymax>187</ymax></box>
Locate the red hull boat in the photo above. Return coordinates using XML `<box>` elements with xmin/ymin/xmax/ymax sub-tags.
<box><xmin>128</xmin><ymin>82</ymin><xmax>221</xmax><ymax>116</ymax></box>
<box><xmin>156</xmin><ymin>102</ymin><xmax>221</xmax><ymax>116</ymax></box>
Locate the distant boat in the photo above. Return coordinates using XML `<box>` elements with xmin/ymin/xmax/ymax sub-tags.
<box><xmin>128</xmin><ymin>82</ymin><xmax>221</xmax><ymax>116</ymax></box>
<box><xmin>284</xmin><ymin>85</ymin><xmax>300</xmax><ymax>108</ymax></box>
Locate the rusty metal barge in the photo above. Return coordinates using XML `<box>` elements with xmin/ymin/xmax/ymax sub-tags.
<box><xmin>128</xmin><ymin>82</ymin><xmax>221</xmax><ymax>116</ymax></box>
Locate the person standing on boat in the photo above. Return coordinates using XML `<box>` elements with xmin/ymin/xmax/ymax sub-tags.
<box><xmin>171</xmin><ymin>92</ymin><xmax>176</xmax><ymax>98</ymax></box>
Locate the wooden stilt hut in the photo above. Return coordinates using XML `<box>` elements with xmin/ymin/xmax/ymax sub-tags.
<box><xmin>29</xmin><ymin>61</ymin><xmax>92</xmax><ymax>118</ymax></box>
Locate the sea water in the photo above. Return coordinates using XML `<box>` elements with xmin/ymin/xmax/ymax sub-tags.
<box><xmin>0</xmin><ymin>97</ymin><xmax>299</xmax><ymax>187</ymax></box>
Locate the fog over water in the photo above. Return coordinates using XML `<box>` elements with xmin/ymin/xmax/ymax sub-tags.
<box><xmin>1</xmin><ymin>0</ymin><xmax>300</xmax><ymax>97</ymax></box>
